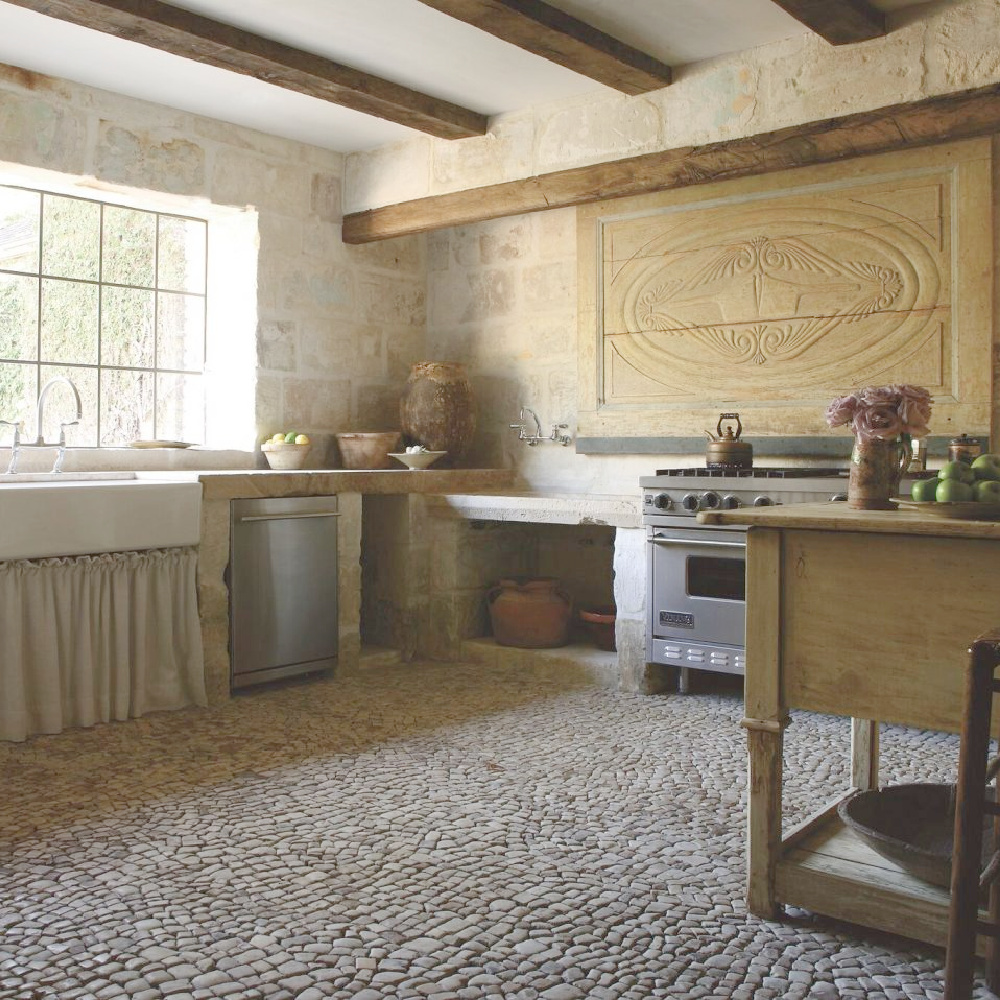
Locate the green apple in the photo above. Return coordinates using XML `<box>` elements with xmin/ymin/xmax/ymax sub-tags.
<box><xmin>974</xmin><ymin>478</ymin><xmax>1000</xmax><ymax>503</ymax></box>
<box><xmin>939</xmin><ymin>460</ymin><xmax>976</xmax><ymax>484</ymax></box>
<box><xmin>972</xmin><ymin>453</ymin><xmax>1000</xmax><ymax>481</ymax></box>
<box><xmin>910</xmin><ymin>477</ymin><xmax>941</xmax><ymax>502</ymax></box>
<box><xmin>937</xmin><ymin>478</ymin><xmax>975</xmax><ymax>502</ymax></box>
<box><xmin>283</xmin><ymin>430</ymin><xmax>299</xmax><ymax>443</ymax></box>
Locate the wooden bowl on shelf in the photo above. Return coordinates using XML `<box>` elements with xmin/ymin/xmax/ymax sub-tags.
<box><xmin>335</xmin><ymin>431</ymin><xmax>400</xmax><ymax>469</ymax></box>
<box><xmin>837</xmin><ymin>783</ymin><xmax>992</xmax><ymax>887</ymax></box>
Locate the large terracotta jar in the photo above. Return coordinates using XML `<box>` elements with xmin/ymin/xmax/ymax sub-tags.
<box><xmin>488</xmin><ymin>578</ymin><xmax>572</xmax><ymax>649</ymax></box>
<box><xmin>400</xmin><ymin>361</ymin><xmax>475</xmax><ymax>465</ymax></box>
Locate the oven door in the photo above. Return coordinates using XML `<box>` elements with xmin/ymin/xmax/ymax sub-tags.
<box><xmin>648</xmin><ymin>524</ymin><xmax>746</xmax><ymax>647</ymax></box>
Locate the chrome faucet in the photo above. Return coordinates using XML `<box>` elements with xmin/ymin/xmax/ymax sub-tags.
<box><xmin>3</xmin><ymin>377</ymin><xmax>84</xmax><ymax>474</ymax></box>
<box><xmin>0</xmin><ymin>419</ymin><xmax>22</xmax><ymax>474</ymax></box>
<box><xmin>508</xmin><ymin>406</ymin><xmax>572</xmax><ymax>447</ymax></box>
<box><xmin>34</xmin><ymin>376</ymin><xmax>83</xmax><ymax>448</ymax></box>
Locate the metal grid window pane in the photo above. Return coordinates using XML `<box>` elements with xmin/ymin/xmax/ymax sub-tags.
<box><xmin>41</xmin><ymin>279</ymin><xmax>98</xmax><ymax>365</ymax></box>
<box><xmin>0</xmin><ymin>185</ymin><xmax>208</xmax><ymax>446</ymax></box>
<box><xmin>0</xmin><ymin>274</ymin><xmax>38</xmax><ymax>361</ymax></box>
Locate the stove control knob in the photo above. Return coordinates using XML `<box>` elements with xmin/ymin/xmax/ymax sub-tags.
<box><xmin>753</xmin><ymin>496</ymin><xmax>774</xmax><ymax>507</ymax></box>
<box><xmin>653</xmin><ymin>492</ymin><xmax>673</xmax><ymax>510</ymax></box>
<box><xmin>701</xmin><ymin>491</ymin><xmax>721</xmax><ymax>509</ymax></box>
<box><xmin>721</xmin><ymin>494</ymin><xmax>743</xmax><ymax>510</ymax></box>
<box><xmin>681</xmin><ymin>493</ymin><xmax>701</xmax><ymax>512</ymax></box>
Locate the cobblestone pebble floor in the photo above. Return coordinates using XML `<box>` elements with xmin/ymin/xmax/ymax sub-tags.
<box><xmin>0</xmin><ymin>662</ymin><xmax>982</xmax><ymax>999</ymax></box>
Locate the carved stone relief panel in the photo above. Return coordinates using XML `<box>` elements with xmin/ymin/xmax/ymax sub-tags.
<box><xmin>577</xmin><ymin>140</ymin><xmax>992</xmax><ymax>441</ymax></box>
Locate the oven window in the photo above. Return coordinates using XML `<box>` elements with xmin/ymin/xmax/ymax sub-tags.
<box><xmin>687</xmin><ymin>556</ymin><xmax>745</xmax><ymax>601</ymax></box>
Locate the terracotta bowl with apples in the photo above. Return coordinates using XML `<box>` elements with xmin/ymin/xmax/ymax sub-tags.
<box><xmin>262</xmin><ymin>432</ymin><xmax>311</xmax><ymax>470</ymax></box>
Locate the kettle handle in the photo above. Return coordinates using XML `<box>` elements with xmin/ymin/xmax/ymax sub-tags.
<box><xmin>717</xmin><ymin>412</ymin><xmax>742</xmax><ymax>440</ymax></box>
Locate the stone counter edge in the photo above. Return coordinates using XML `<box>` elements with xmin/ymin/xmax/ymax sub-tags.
<box><xmin>196</xmin><ymin>468</ymin><xmax>516</xmax><ymax>501</ymax></box>
<box><xmin>425</xmin><ymin>493</ymin><xmax>642</xmax><ymax>528</ymax></box>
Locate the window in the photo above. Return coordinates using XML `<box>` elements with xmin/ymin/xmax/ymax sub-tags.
<box><xmin>0</xmin><ymin>185</ymin><xmax>207</xmax><ymax>446</ymax></box>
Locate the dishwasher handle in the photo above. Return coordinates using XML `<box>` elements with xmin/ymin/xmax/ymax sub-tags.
<box><xmin>237</xmin><ymin>511</ymin><xmax>341</xmax><ymax>523</ymax></box>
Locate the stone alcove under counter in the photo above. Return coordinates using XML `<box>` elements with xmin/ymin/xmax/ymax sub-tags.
<box><xmin>194</xmin><ymin>468</ymin><xmax>514</xmax><ymax>703</ymax></box>
<box><xmin>193</xmin><ymin>474</ymin><xmax>661</xmax><ymax>703</ymax></box>
<box><xmin>364</xmin><ymin>491</ymin><xmax>662</xmax><ymax>694</ymax></box>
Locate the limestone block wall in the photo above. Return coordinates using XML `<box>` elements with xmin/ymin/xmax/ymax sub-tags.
<box><xmin>422</xmin><ymin>516</ymin><xmax>538</xmax><ymax>660</ymax></box>
<box><xmin>0</xmin><ymin>65</ymin><xmax>427</xmax><ymax>463</ymax></box>
<box><xmin>425</xmin><ymin>207</ymin><xmax>656</xmax><ymax>494</ymax></box>
<box><xmin>347</xmin><ymin>0</ymin><xmax>1000</xmax><ymax>494</ymax></box>
<box><xmin>345</xmin><ymin>1</ymin><xmax>1000</xmax><ymax>213</ymax></box>
<box><xmin>535</xmin><ymin>524</ymin><xmax>614</xmax><ymax>615</ymax></box>
<box><xmin>360</xmin><ymin>494</ymin><xmax>412</xmax><ymax>651</ymax></box>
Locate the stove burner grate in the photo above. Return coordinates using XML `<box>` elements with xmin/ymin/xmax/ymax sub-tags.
<box><xmin>653</xmin><ymin>467</ymin><xmax>848</xmax><ymax>479</ymax></box>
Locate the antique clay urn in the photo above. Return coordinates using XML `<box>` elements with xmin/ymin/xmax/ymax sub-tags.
<box><xmin>400</xmin><ymin>361</ymin><xmax>475</xmax><ymax>465</ymax></box>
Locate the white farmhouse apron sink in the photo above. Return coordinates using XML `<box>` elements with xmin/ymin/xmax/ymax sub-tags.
<box><xmin>0</xmin><ymin>476</ymin><xmax>202</xmax><ymax>560</ymax></box>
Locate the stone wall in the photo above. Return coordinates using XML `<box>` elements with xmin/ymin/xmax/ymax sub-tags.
<box><xmin>346</xmin><ymin>0</ymin><xmax>1000</xmax><ymax>495</ymax></box>
<box><xmin>423</xmin><ymin>208</ymin><xmax>659</xmax><ymax>493</ymax></box>
<box><xmin>345</xmin><ymin>0</ymin><xmax>999</xmax><ymax>212</ymax></box>
<box><xmin>0</xmin><ymin>65</ymin><xmax>427</xmax><ymax>463</ymax></box>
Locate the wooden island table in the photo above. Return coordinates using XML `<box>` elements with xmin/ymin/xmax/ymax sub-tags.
<box><xmin>698</xmin><ymin>501</ymin><xmax>1000</xmax><ymax>948</ymax></box>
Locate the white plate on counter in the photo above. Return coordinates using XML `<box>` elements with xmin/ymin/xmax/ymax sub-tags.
<box><xmin>129</xmin><ymin>440</ymin><xmax>194</xmax><ymax>449</ymax></box>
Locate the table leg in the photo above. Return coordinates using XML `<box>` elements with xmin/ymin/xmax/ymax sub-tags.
<box><xmin>742</xmin><ymin>527</ymin><xmax>786</xmax><ymax>920</ymax></box>
<box><xmin>744</xmin><ymin>717</ymin><xmax>786</xmax><ymax>919</ymax></box>
<box><xmin>850</xmin><ymin>717</ymin><xmax>879</xmax><ymax>790</ymax></box>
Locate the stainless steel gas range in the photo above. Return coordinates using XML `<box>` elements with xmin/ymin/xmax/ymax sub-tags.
<box><xmin>640</xmin><ymin>467</ymin><xmax>850</xmax><ymax>691</ymax></box>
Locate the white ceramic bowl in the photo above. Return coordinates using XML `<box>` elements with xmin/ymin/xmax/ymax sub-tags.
<box><xmin>262</xmin><ymin>442</ymin><xmax>311</xmax><ymax>470</ymax></box>
<box><xmin>388</xmin><ymin>450</ymin><xmax>446</xmax><ymax>470</ymax></box>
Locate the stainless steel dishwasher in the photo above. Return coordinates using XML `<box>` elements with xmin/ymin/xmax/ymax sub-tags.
<box><xmin>229</xmin><ymin>495</ymin><xmax>339</xmax><ymax>689</ymax></box>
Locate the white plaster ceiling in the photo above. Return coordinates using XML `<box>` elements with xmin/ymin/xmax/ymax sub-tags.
<box><xmin>0</xmin><ymin>0</ymin><xmax>939</xmax><ymax>153</ymax></box>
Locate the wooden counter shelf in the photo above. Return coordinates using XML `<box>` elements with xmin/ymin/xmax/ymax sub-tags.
<box><xmin>780</xmin><ymin>798</ymin><xmax>954</xmax><ymax>946</ymax></box>
<box><xmin>697</xmin><ymin>501</ymin><xmax>1000</xmax><ymax>952</ymax></box>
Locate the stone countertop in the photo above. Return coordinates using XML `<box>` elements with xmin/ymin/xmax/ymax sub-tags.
<box><xmin>185</xmin><ymin>468</ymin><xmax>516</xmax><ymax>501</ymax></box>
<box><xmin>699</xmin><ymin>500</ymin><xmax>1000</xmax><ymax>539</ymax></box>
<box><xmin>425</xmin><ymin>492</ymin><xmax>642</xmax><ymax>528</ymax></box>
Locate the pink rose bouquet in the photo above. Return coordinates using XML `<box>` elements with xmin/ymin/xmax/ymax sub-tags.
<box><xmin>825</xmin><ymin>384</ymin><xmax>932</xmax><ymax>441</ymax></box>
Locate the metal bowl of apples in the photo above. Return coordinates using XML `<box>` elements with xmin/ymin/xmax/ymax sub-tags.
<box><xmin>900</xmin><ymin>454</ymin><xmax>1000</xmax><ymax>519</ymax></box>
<box><xmin>262</xmin><ymin>432</ymin><xmax>311</xmax><ymax>470</ymax></box>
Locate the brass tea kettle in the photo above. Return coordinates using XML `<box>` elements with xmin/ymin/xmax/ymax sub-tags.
<box><xmin>706</xmin><ymin>412</ymin><xmax>753</xmax><ymax>469</ymax></box>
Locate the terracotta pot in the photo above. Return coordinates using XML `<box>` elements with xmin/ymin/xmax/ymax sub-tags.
<box><xmin>335</xmin><ymin>431</ymin><xmax>400</xmax><ymax>470</ymax></box>
<box><xmin>400</xmin><ymin>361</ymin><xmax>475</xmax><ymax>465</ymax></box>
<box><xmin>848</xmin><ymin>434</ymin><xmax>911</xmax><ymax>510</ymax></box>
<box><xmin>579</xmin><ymin>606</ymin><xmax>617</xmax><ymax>651</ymax></box>
<box><xmin>487</xmin><ymin>577</ymin><xmax>572</xmax><ymax>649</ymax></box>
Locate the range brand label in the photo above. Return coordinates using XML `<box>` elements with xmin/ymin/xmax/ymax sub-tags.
<box><xmin>659</xmin><ymin>611</ymin><xmax>694</xmax><ymax>628</ymax></box>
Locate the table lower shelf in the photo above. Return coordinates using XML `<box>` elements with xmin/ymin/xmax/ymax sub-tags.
<box><xmin>777</xmin><ymin>804</ymin><xmax>986</xmax><ymax>955</ymax></box>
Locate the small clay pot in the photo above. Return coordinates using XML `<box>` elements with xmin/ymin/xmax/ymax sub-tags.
<box><xmin>487</xmin><ymin>577</ymin><xmax>572</xmax><ymax>649</ymax></box>
<box><xmin>579</xmin><ymin>606</ymin><xmax>617</xmax><ymax>651</ymax></box>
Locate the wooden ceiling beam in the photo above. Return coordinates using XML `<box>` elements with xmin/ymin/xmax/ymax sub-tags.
<box><xmin>342</xmin><ymin>83</ymin><xmax>1000</xmax><ymax>243</ymax></box>
<box><xmin>770</xmin><ymin>0</ymin><xmax>886</xmax><ymax>45</ymax></box>
<box><xmin>3</xmin><ymin>0</ymin><xmax>489</xmax><ymax>139</ymax></box>
<box><xmin>416</xmin><ymin>0</ymin><xmax>672</xmax><ymax>95</ymax></box>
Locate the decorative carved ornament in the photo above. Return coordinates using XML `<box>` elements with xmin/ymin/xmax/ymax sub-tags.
<box><xmin>577</xmin><ymin>140</ymin><xmax>992</xmax><ymax>440</ymax></box>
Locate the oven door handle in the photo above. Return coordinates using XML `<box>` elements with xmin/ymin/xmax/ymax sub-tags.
<box><xmin>650</xmin><ymin>534</ymin><xmax>745</xmax><ymax>549</ymax></box>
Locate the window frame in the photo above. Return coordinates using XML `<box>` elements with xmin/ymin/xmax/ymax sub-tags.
<box><xmin>0</xmin><ymin>183</ymin><xmax>209</xmax><ymax>447</ymax></box>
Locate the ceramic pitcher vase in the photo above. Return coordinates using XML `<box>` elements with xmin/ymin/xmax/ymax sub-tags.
<box><xmin>848</xmin><ymin>434</ymin><xmax>912</xmax><ymax>509</ymax></box>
